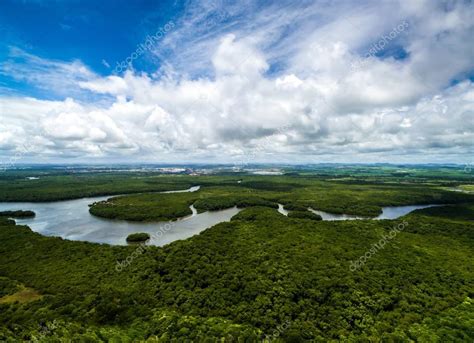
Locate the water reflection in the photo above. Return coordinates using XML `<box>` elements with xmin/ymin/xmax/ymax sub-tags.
<box><xmin>308</xmin><ymin>204</ymin><xmax>439</xmax><ymax>221</ymax></box>
<box><xmin>277</xmin><ymin>204</ymin><xmax>289</xmax><ymax>216</ymax></box>
<box><xmin>0</xmin><ymin>186</ymin><xmax>241</xmax><ymax>246</ymax></box>
<box><xmin>0</xmin><ymin>188</ymin><xmax>440</xmax><ymax>246</ymax></box>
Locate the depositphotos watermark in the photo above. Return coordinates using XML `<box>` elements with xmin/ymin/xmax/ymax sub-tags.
<box><xmin>263</xmin><ymin>320</ymin><xmax>291</xmax><ymax>342</ymax></box>
<box><xmin>464</xmin><ymin>163</ymin><xmax>473</xmax><ymax>173</ymax></box>
<box><xmin>115</xmin><ymin>223</ymin><xmax>175</xmax><ymax>272</ymax></box>
<box><xmin>350</xmin><ymin>220</ymin><xmax>408</xmax><ymax>271</ymax></box>
<box><xmin>351</xmin><ymin>20</ymin><xmax>409</xmax><ymax>71</ymax></box>
<box><xmin>114</xmin><ymin>21</ymin><xmax>175</xmax><ymax>74</ymax></box>
<box><xmin>0</xmin><ymin>142</ymin><xmax>34</xmax><ymax>172</ymax></box>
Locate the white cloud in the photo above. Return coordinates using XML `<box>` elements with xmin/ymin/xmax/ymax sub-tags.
<box><xmin>78</xmin><ymin>76</ymin><xmax>128</xmax><ymax>95</ymax></box>
<box><xmin>0</xmin><ymin>0</ymin><xmax>473</xmax><ymax>163</ymax></box>
<box><xmin>0</xmin><ymin>48</ymin><xmax>97</xmax><ymax>97</ymax></box>
<box><xmin>212</xmin><ymin>34</ymin><xmax>268</xmax><ymax>77</ymax></box>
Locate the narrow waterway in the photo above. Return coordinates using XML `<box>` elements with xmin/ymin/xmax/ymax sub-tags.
<box><xmin>279</xmin><ymin>204</ymin><xmax>439</xmax><ymax>220</ymax></box>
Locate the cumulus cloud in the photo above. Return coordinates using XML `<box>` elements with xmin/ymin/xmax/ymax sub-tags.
<box><xmin>0</xmin><ymin>0</ymin><xmax>473</xmax><ymax>163</ymax></box>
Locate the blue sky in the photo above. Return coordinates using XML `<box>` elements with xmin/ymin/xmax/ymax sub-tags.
<box><xmin>0</xmin><ymin>0</ymin><xmax>180</xmax><ymax>69</ymax></box>
<box><xmin>0</xmin><ymin>0</ymin><xmax>473</xmax><ymax>165</ymax></box>
<box><xmin>0</xmin><ymin>0</ymin><xmax>183</xmax><ymax>97</ymax></box>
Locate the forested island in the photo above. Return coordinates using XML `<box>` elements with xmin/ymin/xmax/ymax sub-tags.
<box><xmin>0</xmin><ymin>210</ymin><xmax>35</xmax><ymax>218</ymax></box>
<box><xmin>126</xmin><ymin>233</ymin><xmax>151</xmax><ymax>243</ymax></box>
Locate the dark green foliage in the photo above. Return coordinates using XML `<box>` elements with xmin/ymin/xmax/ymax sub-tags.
<box><xmin>0</xmin><ymin>174</ymin><xmax>196</xmax><ymax>202</ymax></box>
<box><xmin>0</xmin><ymin>277</ymin><xmax>19</xmax><ymax>297</ymax></box>
<box><xmin>0</xmin><ymin>210</ymin><xmax>35</xmax><ymax>218</ymax></box>
<box><xmin>0</xmin><ymin>217</ymin><xmax>15</xmax><ymax>226</ymax></box>
<box><xmin>126</xmin><ymin>233</ymin><xmax>150</xmax><ymax>243</ymax></box>
<box><xmin>282</xmin><ymin>203</ymin><xmax>308</xmax><ymax>212</ymax></box>
<box><xmin>194</xmin><ymin>195</ymin><xmax>278</xmax><ymax>211</ymax></box>
<box><xmin>89</xmin><ymin>193</ymin><xmax>196</xmax><ymax>221</ymax></box>
<box><xmin>231</xmin><ymin>206</ymin><xmax>280</xmax><ymax>222</ymax></box>
<box><xmin>406</xmin><ymin>297</ymin><xmax>474</xmax><ymax>342</ymax></box>
<box><xmin>411</xmin><ymin>203</ymin><xmax>474</xmax><ymax>221</ymax></box>
<box><xmin>0</xmin><ymin>169</ymin><xmax>473</xmax><ymax>340</ymax></box>
<box><xmin>276</xmin><ymin>182</ymin><xmax>473</xmax><ymax>217</ymax></box>
<box><xmin>0</xmin><ymin>202</ymin><xmax>473</xmax><ymax>340</ymax></box>
<box><xmin>1</xmin><ymin>170</ymin><xmax>472</xmax><ymax>216</ymax></box>
<box><xmin>287</xmin><ymin>210</ymin><xmax>322</xmax><ymax>220</ymax></box>
<box><xmin>90</xmin><ymin>186</ymin><xmax>279</xmax><ymax>221</ymax></box>
<box><xmin>239</xmin><ymin>180</ymin><xmax>303</xmax><ymax>192</ymax></box>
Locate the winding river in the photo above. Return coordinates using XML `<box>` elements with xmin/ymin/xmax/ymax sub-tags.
<box><xmin>278</xmin><ymin>203</ymin><xmax>439</xmax><ymax>220</ymax></box>
<box><xmin>0</xmin><ymin>186</ymin><xmax>440</xmax><ymax>246</ymax></box>
<box><xmin>0</xmin><ymin>186</ymin><xmax>239</xmax><ymax>246</ymax></box>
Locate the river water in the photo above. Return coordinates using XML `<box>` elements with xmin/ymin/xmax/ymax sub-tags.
<box><xmin>0</xmin><ymin>186</ymin><xmax>439</xmax><ymax>246</ymax></box>
<box><xmin>279</xmin><ymin>204</ymin><xmax>438</xmax><ymax>220</ymax></box>
<box><xmin>0</xmin><ymin>186</ymin><xmax>240</xmax><ymax>246</ymax></box>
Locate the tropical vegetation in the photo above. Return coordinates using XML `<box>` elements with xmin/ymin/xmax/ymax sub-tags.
<box><xmin>0</xmin><ymin>167</ymin><xmax>473</xmax><ymax>341</ymax></box>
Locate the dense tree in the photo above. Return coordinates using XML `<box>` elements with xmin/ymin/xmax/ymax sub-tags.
<box><xmin>0</xmin><ymin>171</ymin><xmax>473</xmax><ymax>340</ymax></box>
